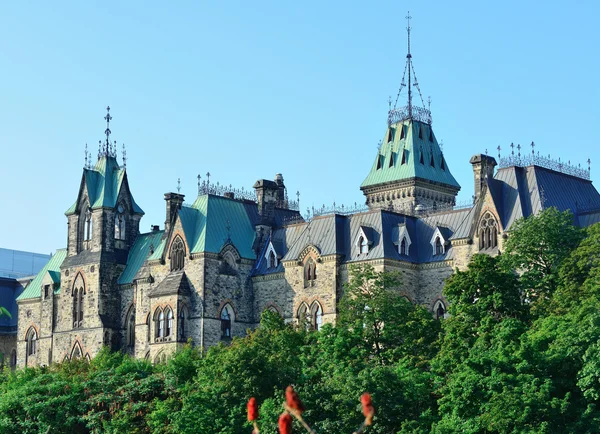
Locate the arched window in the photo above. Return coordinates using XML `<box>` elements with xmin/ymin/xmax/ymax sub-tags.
<box><xmin>479</xmin><ymin>213</ymin><xmax>498</xmax><ymax>250</ymax></box>
<box><xmin>10</xmin><ymin>349</ymin><xmax>16</xmax><ymax>369</ymax></box>
<box><xmin>221</xmin><ymin>305</ymin><xmax>233</xmax><ymax>338</ymax></box>
<box><xmin>304</xmin><ymin>258</ymin><xmax>317</xmax><ymax>287</ymax></box>
<box><xmin>146</xmin><ymin>314</ymin><xmax>150</xmax><ymax>343</ymax></box>
<box><xmin>85</xmin><ymin>209</ymin><xmax>93</xmax><ymax>241</ymax></box>
<box><xmin>170</xmin><ymin>236</ymin><xmax>186</xmax><ymax>271</ymax></box>
<box><xmin>114</xmin><ymin>204</ymin><xmax>126</xmax><ymax>240</ymax></box>
<box><xmin>72</xmin><ymin>274</ymin><xmax>85</xmax><ymax>329</ymax></box>
<box><xmin>268</xmin><ymin>250</ymin><xmax>276</xmax><ymax>269</ymax></box>
<box><xmin>26</xmin><ymin>327</ymin><xmax>37</xmax><ymax>359</ymax></box>
<box><xmin>71</xmin><ymin>342</ymin><xmax>82</xmax><ymax>360</ymax></box>
<box><xmin>179</xmin><ymin>308</ymin><xmax>186</xmax><ymax>341</ymax></box>
<box><xmin>359</xmin><ymin>236</ymin><xmax>368</xmax><ymax>254</ymax></box>
<box><xmin>126</xmin><ymin>307</ymin><xmax>135</xmax><ymax>348</ymax></box>
<box><xmin>434</xmin><ymin>300</ymin><xmax>446</xmax><ymax>320</ymax></box>
<box><xmin>435</xmin><ymin>237</ymin><xmax>444</xmax><ymax>255</ymax></box>
<box><xmin>154</xmin><ymin>308</ymin><xmax>165</xmax><ymax>339</ymax></box>
<box><xmin>165</xmin><ymin>308</ymin><xmax>173</xmax><ymax>337</ymax></box>
<box><xmin>400</xmin><ymin>237</ymin><xmax>409</xmax><ymax>256</ymax></box>
<box><xmin>310</xmin><ymin>302</ymin><xmax>323</xmax><ymax>331</ymax></box>
<box><xmin>297</xmin><ymin>303</ymin><xmax>309</xmax><ymax>329</ymax></box>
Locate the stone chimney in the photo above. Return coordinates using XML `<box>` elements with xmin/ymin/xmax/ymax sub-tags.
<box><xmin>274</xmin><ymin>173</ymin><xmax>286</xmax><ymax>208</ymax></box>
<box><xmin>164</xmin><ymin>192</ymin><xmax>185</xmax><ymax>234</ymax></box>
<box><xmin>252</xmin><ymin>179</ymin><xmax>278</xmax><ymax>255</ymax></box>
<box><xmin>469</xmin><ymin>154</ymin><xmax>497</xmax><ymax>202</ymax></box>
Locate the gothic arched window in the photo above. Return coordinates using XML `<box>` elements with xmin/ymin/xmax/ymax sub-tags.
<box><xmin>179</xmin><ymin>308</ymin><xmax>187</xmax><ymax>341</ymax></box>
<box><xmin>304</xmin><ymin>258</ymin><xmax>317</xmax><ymax>287</ymax></box>
<box><xmin>268</xmin><ymin>250</ymin><xmax>276</xmax><ymax>269</ymax></box>
<box><xmin>479</xmin><ymin>213</ymin><xmax>498</xmax><ymax>250</ymax></box>
<box><xmin>434</xmin><ymin>300</ymin><xmax>447</xmax><ymax>320</ymax></box>
<box><xmin>155</xmin><ymin>308</ymin><xmax>165</xmax><ymax>339</ymax></box>
<box><xmin>221</xmin><ymin>305</ymin><xmax>233</xmax><ymax>338</ymax></box>
<box><xmin>170</xmin><ymin>236</ymin><xmax>185</xmax><ymax>271</ymax></box>
<box><xmin>85</xmin><ymin>209</ymin><xmax>93</xmax><ymax>241</ymax></box>
<box><xmin>310</xmin><ymin>302</ymin><xmax>323</xmax><ymax>331</ymax></box>
<box><xmin>435</xmin><ymin>237</ymin><xmax>444</xmax><ymax>256</ymax></box>
<box><xmin>126</xmin><ymin>307</ymin><xmax>135</xmax><ymax>348</ymax></box>
<box><xmin>297</xmin><ymin>303</ymin><xmax>309</xmax><ymax>329</ymax></box>
<box><xmin>146</xmin><ymin>314</ymin><xmax>150</xmax><ymax>343</ymax></box>
<box><xmin>359</xmin><ymin>236</ymin><xmax>368</xmax><ymax>254</ymax></box>
<box><xmin>114</xmin><ymin>204</ymin><xmax>126</xmax><ymax>240</ymax></box>
<box><xmin>165</xmin><ymin>308</ymin><xmax>173</xmax><ymax>337</ymax></box>
<box><xmin>72</xmin><ymin>274</ymin><xmax>85</xmax><ymax>329</ymax></box>
<box><xmin>400</xmin><ymin>237</ymin><xmax>409</xmax><ymax>256</ymax></box>
<box><xmin>26</xmin><ymin>327</ymin><xmax>37</xmax><ymax>359</ymax></box>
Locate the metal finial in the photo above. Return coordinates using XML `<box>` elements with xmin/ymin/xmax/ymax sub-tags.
<box><xmin>406</xmin><ymin>11</ymin><xmax>413</xmax><ymax>118</ymax></box>
<box><xmin>588</xmin><ymin>158</ymin><xmax>591</xmax><ymax>172</ymax></box>
<box><xmin>531</xmin><ymin>141</ymin><xmax>535</xmax><ymax>155</ymax></box>
<box><xmin>296</xmin><ymin>190</ymin><xmax>300</xmax><ymax>208</ymax></box>
<box><xmin>440</xmin><ymin>140</ymin><xmax>444</xmax><ymax>153</ymax></box>
<box><xmin>84</xmin><ymin>143</ymin><xmax>88</xmax><ymax>169</ymax></box>
<box><xmin>517</xmin><ymin>144</ymin><xmax>521</xmax><ymax>158</ymax></box>
<box><xmin>510</xmin><ymin>142</ymin><xmax>514</xmax><ymax>156</ymax></box>
<box><xmin>497</xmin><ymin>145</ymin><xmax>501</xmax><ymax>159</ymax></box>
<box><xmin>485</xmin><ymin>148</ymin><xmax>488</xmax><ymax>155</ymax></box>
<box><xmin>206</xmin><ymin>172</ymin><xmax>211</xmax><ymax>186</ymax></box>
<box><xmin>226</xmin><ymin>219</ymin><xmax>231</xmax><ymax>242</ymax></box>
<box><xmin>122</xmin><ymin>143</ymin><xmax>127</xmax><ymax>169</ymax></box>
<box><xmin>177</xmin><ymin>178</ymin><xmax>181</xmax><ymax>193</ymax></box>
<box><xmin>197</xmin><ymin>174</ymin><xmax>201</xmax><ymax>195</ymax></box>
<box><xmin>103</xmin><ymin>106</ymin><xmax>112</xmax><ymax>156</ymax></box>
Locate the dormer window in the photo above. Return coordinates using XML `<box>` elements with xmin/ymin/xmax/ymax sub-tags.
<box><xmin>376</xmin><ymin>154</ymin><xmax>384</xmax><ymax>170</ymax></box>
<box><xmin>401</xmin><ymin>149</ymin><xmax>407</xmax><ymax>165</ymax></box>
<box><xmin>430</xmin><ymin>227</ymin><xmax>448</xmax><ymax>256</ymax></box>
<box><xmin>265</xmin><ymin>242</ymin><xmax>278</xmax><ymax>269</ymax></box>
<box><xmin>389</xmin><ymin>152</ymin><xmax>394</xmax><ymax>167</ymax></box>
<box><xmin>387</xmin><ymin>127</ymin><xmax>395</xmax><ymax>143</ymax></box>
<box><xmin>418</xmin><ymin>126</ymin><xmax>423</xmax><ymax>140</ymax></box>
<box><xmin>170</xmin><ymin>236</ymin><xmax>185</xmax><ymax>271</ymax></box>
<box><xmin>304</xmin><ymin>258</ymin><xmax>317</xmax><ymax>287</ymax></box>
<box><xmin>478</xmin><ymin>212</ymin><xmax>499</xmax><ymax>250</ymax></box>
<box><xmin>359</xmin><ymin>236</ymin><xmax>368</xmax><ymax>254</ymax></box>
<box><xmin>441</xmin><ymin>156</ymin><xmax>446</xmax><ymax>171</ymax></box>
<box><xmin>419</xmin><ymin>151</ymin><xmax>424</xmax><ymax>165</ymax></box>
<box><xmin>435</xmin><ymin>237</ymin><xmax>443</xmax><ymax>255</ymax></box>
<box><xmin>394</xmin><ymin>224</ymin><xmax>412</xmax><ymax>256</ymax></box>
<box><xmin>399</xmin><ymin>126</ymin><xmax>405</xmax><ymax>140</ymax></box>
<box><xmin>429</xmin><ymin>129</ymin><xmax>434</xmax><ymax>143</ymax></box>
<box><xmin>430</xmin><ymin>153</ymin><xmax>435</xmax><ymax>167</ymax></box>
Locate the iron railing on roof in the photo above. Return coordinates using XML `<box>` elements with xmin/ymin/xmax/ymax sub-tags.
<box><xmin>498</xmin><ymin>153</ymin><xmax>591</xmax><ymax>180</ymax></box>
<box><xmin>388</xmin><ymin>105</ymin><xmax>432</xmax><ymax>126</ymax></box>
<box><xmin>197</xmin><ymin>180</ymin><xmax>300</xmax><ymax>211</ymax></box>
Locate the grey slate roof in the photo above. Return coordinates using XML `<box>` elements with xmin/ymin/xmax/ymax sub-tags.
<box><xmin>148</xmin><ymin>271</ymin><xmax>192</xmax><ymax>297</ymax></box>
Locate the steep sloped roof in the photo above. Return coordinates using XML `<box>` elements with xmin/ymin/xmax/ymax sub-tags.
<box><xmin>65</xmin><ymin>156</ymin><xmax>144</xmax><ymax>215</ymax></box>
<box><xmin>118</xmin><ymin>230</ymin><xmax>165</xmax><ymax>285</ymax></box>
<box><xmin>361</xmin><ymin>119</ymin><xmax>460</xmax><ymax>190</ymax></box>
<box><xmin>17</xmin><ymin>249</ymin><xmax>67</xmax><ymax>300</ymax></box>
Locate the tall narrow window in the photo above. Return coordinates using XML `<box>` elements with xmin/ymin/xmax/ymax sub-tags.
<box><xmin>310</xmin><ymin>302</ymin><xmax>323</xmax><ymax>331</ymax></box>
<box><xmin>114</xmin><ymin>204</ymin><xmax>126</xmax><ymax>240</ymax></box>
<box><xmin>479</xmin><ymin>213</ymin><xmax>498</xmax><ymax>250</ymax></box>
<box><xmin>441</xmin><ymin>156</ymin><xmax>446</xmax><ymax>171</ymax></box>
<box><xmin>400</xmin><ymin>237</ymin><xmax>408</xmax><ymax>256</ymax></box>
<box><xmin>387</xmin><ymin>127</ymin><xmax>395</xmax><ymax>143</ymax></box>
<box><xmin>297</xmin><ymin>303</ymin><xmax>309</xmax><ymax>329</ymax></box>
<box><xmin>435</xmin><ymin>237</ymin><xmax>443</xmax><ymax>255</ymax></box>
<box><xmin>170</xmin><ymin>236</ymin><xmax>185</xmax><ymax>271</ymax></box>
<box><xmin>72</xmin><ymin>277</ymin><xmax>85</xmax><ymax>329</ymax></box>
<box><xmin>156</xmin><ymin>310</ymin><xmax>165</xmax><ymax>338</ymax></box>
<box><xmin>85</xmin><ymin>209</ymin><xmax>93</xmax><ymax>241</ymax></box>
<box><xmin>359</xmin><ymin>236</ymin><xmax>369</xmax><ymax>254</ymax></box>
<box><xmin>26</xmin><ymin>327</ymin><xmax>37</xmax><ymax>359</ymax></box>
<box><xmin>418</xmin><ymin>126</ymin><xmax>423</xmax><ymax>140</ymax></box>
<box><xmin>268</xmin><ymin>250</ymin><xmax>276</xmax><ymax>269</ymax></box>
<box><xmin>221</xmin><ymin>305</ymin><xmax>232</xmax><ymax>338</ymax></box>
<box><xmin>430</xmin><ymin>153</ymin><xmax>435</xmax><ymax>167</ymax></box>
<box><xmin>419</xmin><ymin>151</ymin><xmax>424</xmax><ymax>165</ymax></box>
<box><xmin>179</xmin><ymin>309</ymin><xmax>186</xmax><ymax>341</ymax></box>
<box><xmin>401</xmin><ymin>149</ymin><xmax>407</xmax><ymax>165</ymax></box>
<box><xmin>166</xmin><ymin>308</ymin><xmax>173</xmax><ymax>337</ymax></box>
<box><xmin>146</xmin><ymin>314</ymin><xmax>150</xmax><ymax>343</ymax></box>
<box><xmin>389</xmin><ymin>152</ymin><xmax>394</xmax><ymax>167</ymax></box>
<box><xmin>126</xmin><ymin>308</ymin><xmax>135</xmax><ymax>348</ymax></box>
<box><xmin>399</xmin><ymin>126</ymin><xmax>405</xmax><ymax>140</ymax></box>
<box><xmin>434</xmin><ymin>301</ymin><xmax>446</xmax><ymax>320</ymax></box>
<box><xmin>304</xmin><ymin>258</ymin><xmax>317</xmax><ymax>286</ymax></box>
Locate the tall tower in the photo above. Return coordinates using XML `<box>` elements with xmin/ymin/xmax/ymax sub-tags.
<box><xmin>361</xmin><ymin>13</ymin><xmax>460</xmax><ymax>213</ymax></box>
<box><xmin>58</xmin><ymin>107</ymin><xmax>144</xmax><ymax>358</ymax></box>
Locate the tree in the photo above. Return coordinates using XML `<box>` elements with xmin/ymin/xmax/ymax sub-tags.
<box><xmin>502</xmin><ymin>207</ymin><xmax>584</xmax><ymax>315</ymax></box>
<box><xmin>0</xmin><ymin>307</ymin><xmax>10</xmax><ymax>319</ymax></box>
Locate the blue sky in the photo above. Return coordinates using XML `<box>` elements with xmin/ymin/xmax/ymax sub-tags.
<box><xmin>1</xmin><ymin>1</ymin><xmax>598</xmax><ymax>254</ymax></box>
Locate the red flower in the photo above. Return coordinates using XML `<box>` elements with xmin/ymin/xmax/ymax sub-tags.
<box><xmin>247</xmin><ymin>397</ymin><xmax>258</xmax><ymax>422</ymax></box>
<box><xmin>285</xmin><ymin>386</ymin><xmax>304</xmax><ymax>414</ymax></box>
<box><xmin>278</xmin><ymin>412</ymin><xmax>293</xmax><ymax>434</ymax></box>
<box><xmin>361</xmin><ymin>393</ymin><xmax>375</xmax><ymax>425</ymax></box>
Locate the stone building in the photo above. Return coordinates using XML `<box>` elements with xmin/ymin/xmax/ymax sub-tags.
<box><xmin>14</xmin><ymin>36</ymin><xmax>600</xmax><ymax>367</ymax></box>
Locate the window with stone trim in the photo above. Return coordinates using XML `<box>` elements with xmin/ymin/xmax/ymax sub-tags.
<box><xmin>400</xmin><ymin>237</ymin><xmax>409</xmax><ymax>256</ymax></box>
<box><xmin>297</xmin><ymin>303</ymin><xmax>310</xmax><ymax>329</ymax></box>
<box><xmin>165</xmin><ymin>308</ymin><xmax>173</xmax><ymax>337</ymax></box>
<box><xmin>155</xmin><ymin>308</ymin><xmax>165</xmax><ymax>339</ymax></box>
<box><xmin>178</xmin><ymin>308</ymin><xmax>187</xmax><ymax>341</ymax></box>
<box><xmin>359</xmin><ymin>236</ymin><xmax>369</xmax><ymax>254</ymax></box>
<box><xmin>170</xmin><ymin>236</ymin><xmax>185</xmax><ymax>271</ymax></box>
<box><xmin>26</xmin><ymin>327</ymin><xmax>37</xmax><ymax>359</ymax></box>
<box><xmin>114</xmin><ymin>204</ymin><xmax>127</xmax><ymax>240</ymax></box>
<box><xmin>126</xmin><ymin>307</ymin><xmax>135</xmax><ymax>348</ymax></box>
<box><xmin>434</xmin><ymin>300</ymin><xmax>447</xmax><ymax>320</ymax></box>
<box><xmin>435</xmin><ymin>237</ymin><xmax>444</xmax><ymax>256</ymax></box>
<box><xmin>478</xmin><ymin>212</ymin><xmax>498</xmax><ymax>250</ymax></box>
<box><xmin>220</xmin><ymin>305</ymin><xmax>233</xmax><ymax>339</ymax></box>
<box><xmin>304</xmin><ymin>258</ymin><xmax>317</xmax><ymax>287</ymax></box>
<box><xmin>310</xmin><ymin>302</ymin><xmax>323</xmax><ymax>331</ymax></box>
<box><xmin>72</xmin><ymin>275</ymin><xmax>85</xmax><ymax>329</ymax></box>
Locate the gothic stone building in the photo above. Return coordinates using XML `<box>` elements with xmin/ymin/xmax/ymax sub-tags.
<box><xmin>11</xmin><ymin>104</ymin><xmax>600</xmax><ymax>367</ymax></box>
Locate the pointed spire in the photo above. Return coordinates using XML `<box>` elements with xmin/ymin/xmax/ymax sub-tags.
<box><xmin>388</xmin><ymin>13</ymin><xmax>431</xmax><ymax>126</ymax></box>
<box><xmin>103</xmin><ymin>106</ymin><xmax>112</xmax><ymax>156</ymax></box>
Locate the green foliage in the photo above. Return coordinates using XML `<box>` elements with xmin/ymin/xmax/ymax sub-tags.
<box><xmin>0</xmin><ymin>307</ymin><xmax>10</xmax><ymax>319</ymax></box>
<box><xmin>0</xmin><ymin>215</ymin><xmax>597</xmax><ymax>433</ymax></box>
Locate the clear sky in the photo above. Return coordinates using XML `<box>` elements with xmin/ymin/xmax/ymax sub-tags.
<box><xmin>1</xmin><ymin>1</ymin><xmax>598</xmax><ymax>254</ymax></box>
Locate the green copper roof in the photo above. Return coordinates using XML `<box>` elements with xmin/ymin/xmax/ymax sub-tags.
<box><xmin>118</xmin><ymin>230</ymin><xmax>165</xmax><ymax>285</ymax></box>
<box><xmin>65</xmin><ymin>156</ymin><xmax>144</xmax><ymax>215</ymax></box>
<box><xmin>17</xmin><ymin>249</ymin><xmax>67</xmax><ymax>301</ymax></box>
<box><xmin>183</xmin><ymin>195</ymin><xmax>257</xmax><ymax>259</ymax></box>
<box><xmin>360</xmin><ymin>119</ymin><xmax>460</xmax><ymax>190</ymax></box>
